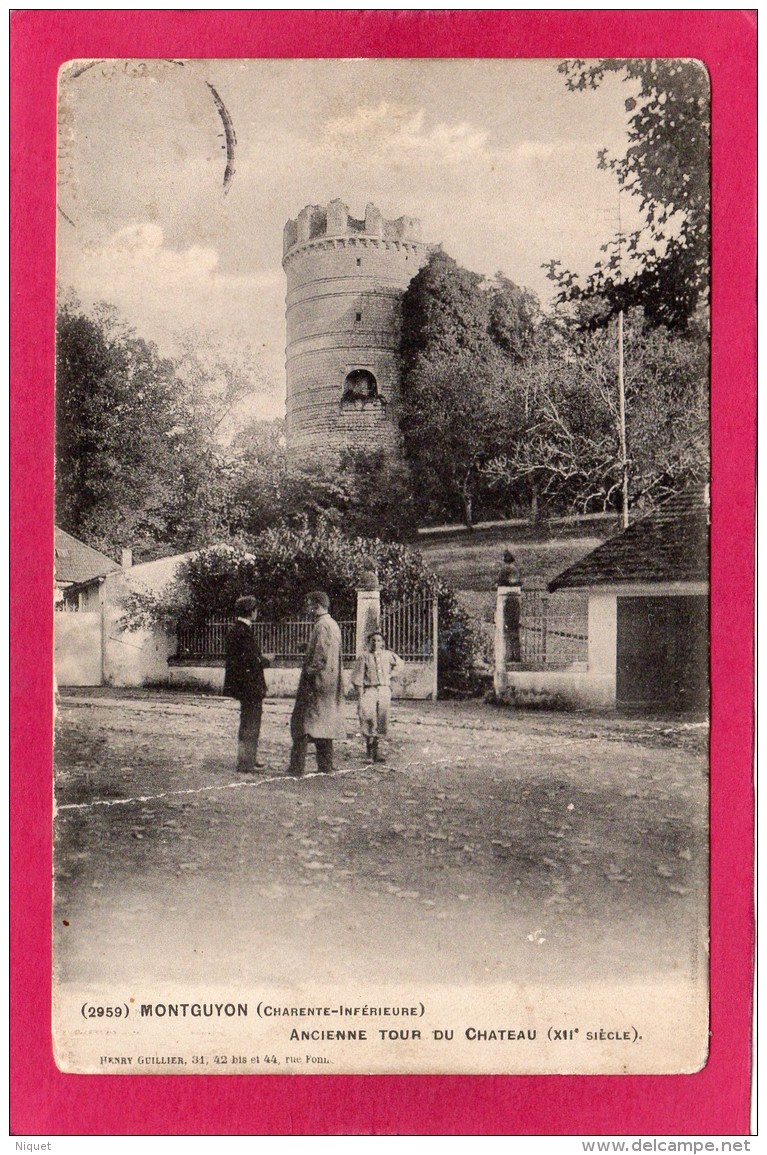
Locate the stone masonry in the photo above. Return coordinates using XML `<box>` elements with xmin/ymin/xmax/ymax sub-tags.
<box><xmin>283</xmin><ymin>199</ymin><xmax>431</xmax><ymax>462</ymax></box>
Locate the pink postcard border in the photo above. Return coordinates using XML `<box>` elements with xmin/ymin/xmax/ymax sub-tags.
<box><xmin>10</xmin><ymin>10</ymin><xmax>756</xmax><ymax>1136</ymax></box>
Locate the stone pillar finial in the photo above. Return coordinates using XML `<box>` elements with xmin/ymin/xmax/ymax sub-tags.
<box><xmin>358</xmin><ymin>560</ymin><xmax>379</xmax><ymax>591</ymax></box>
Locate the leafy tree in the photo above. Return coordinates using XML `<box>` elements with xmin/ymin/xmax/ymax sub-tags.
<box><xmin>400</xmin><ymin>350</ymin><xmax>524</xmax><ymax>527</ymax></box>
<box><xmin>225</xmin><ymin>447</ymin><xmax>417</xmax><ymax>542</ymax></box>
<box><xmin>55</xmin><ymin>302</ymin><xmax>270</xmax><ymax>559</ymax></box>
<box><xmin>149</xmin><ymin>333</ymin><xmax>264</xmax><ymax>550</ymax></box>
<box><xmin>400</xmin><ymin>250</ymin><xmax>494</xmax><ymax>374</ymax></box>
<box><xmin>334</xmin><ymin>449</ymin><xmax>419</xmax><ymax>541</ymax></box>
<box><xmin>399</xmin><ymin>251</ymin><xmax>531</xmax><ymax>527</ymax></box>
<box><xmin>620</xmin><ymin>317</ymin><xmax>709</xmax><ymax>505</ymax></box>
<box><xmin>487</xmin><ymin>273</ymin><xmax>540</xmax><ymax>362</ymax></box>
<box><xmin>548</xmin><ymin>59</ymin><xmax>710</xmax><ymax>330</ymax></box>
<box><xmin>230</xmin><ymin>417</ymin><xmax>285</xmax><ymax>459</ymax></box>
<box><xmin>173</xmin><ymin>333</ymin><xmax>264</xmax><ymax>444</ymax></box>
<box><xmin>55</xmin><ymin>302</ymin><xmax>189</xmax><ymax>559</ymax></box>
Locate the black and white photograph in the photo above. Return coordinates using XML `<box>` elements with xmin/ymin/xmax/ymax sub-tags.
<box><xmin>52</xmin><ymin>57</ymin><xmax>710</xmax><ymax>1075</ymax></box>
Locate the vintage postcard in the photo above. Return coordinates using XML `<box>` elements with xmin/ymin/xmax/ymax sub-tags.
<box><xmin>50</xmin><ymin>55</ymin><xmax>713</xmax><ymax>1078</ymax></box>
<box><xmin>10</xmin><ymin>10</ymin><xmax>756</xmax><ymax>1140</ymax></box>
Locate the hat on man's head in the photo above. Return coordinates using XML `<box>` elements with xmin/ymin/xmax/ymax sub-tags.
<box><xmin>234</xmin><ymin>595</ymin><xmax>258</xmax><ymax>616</ymax></box>
<box><xmin>307</xmin><ymin>590</ymin><xmax>330</xmax><ymax>610</ymax></box>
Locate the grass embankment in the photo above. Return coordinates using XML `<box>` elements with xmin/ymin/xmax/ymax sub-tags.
<box><xmin>414</xmin><ymin>517</ymin><xmax>618</xmax><ymax>623</ymax></box>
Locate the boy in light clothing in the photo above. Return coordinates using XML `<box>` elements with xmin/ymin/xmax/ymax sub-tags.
<box><xmin>350</xmin><ymin>631</ymin><xmax>404</xmax><ymax>762</ymax></box>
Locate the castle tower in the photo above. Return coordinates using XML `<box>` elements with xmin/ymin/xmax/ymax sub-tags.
<box><xmin>283</xmin><ymin>200</ymin><xmax>430</xmax><ymax>462</ymax></box>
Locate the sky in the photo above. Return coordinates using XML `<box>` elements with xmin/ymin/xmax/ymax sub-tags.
<box><xmin>57</xmin><ymin>58</ymin><xmax>643</xmax><ymax>421</ymax></box>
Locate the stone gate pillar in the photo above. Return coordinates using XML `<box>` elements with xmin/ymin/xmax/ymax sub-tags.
<box><xmin>494</xmin><ymin>585</ymin><xmax>522</xmax><ymax>697</ymax></box>
<box><xmin>356</xmin><ymin>588</ymin><xmax>381</xmax><ymax>656</ymax></box>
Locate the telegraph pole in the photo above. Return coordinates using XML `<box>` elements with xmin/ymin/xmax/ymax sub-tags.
<box><xmin>617</xmin><ymin>308</ymin><xmax>629</xmax><ymax>528</ymax></box>
<box><xmin>616</xmin><ymin>178</ymin><xmax>629</xmax><ymax>527</ymax></box>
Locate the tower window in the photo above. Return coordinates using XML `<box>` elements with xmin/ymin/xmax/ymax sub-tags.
<box><xmin>356</xmin><ymin>257</ymin><xmax>362</xmax><ymax>266</ymax></box>
<box><xmin>342</xmin><ymin>369</ymin><xmax>379</xmax><ymax>403</ymax></box>
<box><xmin>355</xmin><ymin>312</ymin><xmax>362</xmax><ymax>322</ymax></box>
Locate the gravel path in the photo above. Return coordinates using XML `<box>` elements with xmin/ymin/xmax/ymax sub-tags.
<box><xmin>54</xmin><ymin>690</ymin><xmax>708</xmax><ymax>990</ymax></box>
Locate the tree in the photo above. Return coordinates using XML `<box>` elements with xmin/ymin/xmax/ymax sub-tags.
<box><xmin>620</xmin><ymin>317</ymin><xmax>709</xmax><ymax>505</ymax></box>
<box><xmin>480</xmin><ymin>310</ymin><xmax>709</xmax><ymax>515</ymax></box>
<box><xmin>487</xmin><ymin>273</ymin><xmax>540</xmax><ymax>363</ymax></box>
<box><xmin>400</xmin><ymin>351</ymin><xmax>524</xmax><ymax>527</ymax></box>
<box><xmin>173</xmin><ymin>333</ymin><xmax>265</xmax><ymax>445</ymax></box>
<box><xmin>548</xmin><ymin>59</ymin><xmax>710</xmax><ymax>330</ymax></box>
<box><xmin>55</xmin><ymin>302</ymin><xmax>265</xmax><ymax>559</ymax></box>
<box><xmin>55</xmin><ymin>302</ymin><xmax>189</xmax><ymax>558</ymax></box>
<box><xmin>227</xmin><ymin>449</ymin><xmax>418</xmax><ymax>542</ymax></box>
<box><xmin>399</xmin><ymin>251</ymin><xmax>531</xmax><ymax>526</ymax></box>
<box><xmin>230</xmin><ymin>417</ymin><xmax>285</xmax><ymax>460</ymax></box>
<box><xmin>400</xmin><ymin>250</ymin><xmax>494</xmax><ymax>375</ymax></box>
<box><xmin>334</xmin><ymin>449</ymin><xmax>419</xmax><ymax>542</ymax></box>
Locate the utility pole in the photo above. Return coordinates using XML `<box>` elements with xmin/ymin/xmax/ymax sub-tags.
<box><xmin>617</xmin><ymin>309</ymin><xmax>629</xmax><ymax>528</ymax></box>
<box><xmin>616</xmin><ymin>178</ymin><xmax>629</xmax><ymax>527</ymax></box>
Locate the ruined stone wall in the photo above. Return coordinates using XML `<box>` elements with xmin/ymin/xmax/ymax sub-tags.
<box><xmin>283</xmin><ymin>200</ymin><xmax>430</xmax><ymax>462</ymax></box>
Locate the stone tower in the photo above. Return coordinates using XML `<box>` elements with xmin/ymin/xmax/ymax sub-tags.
<box><xmin>283</xmin><ymin>199</ymin><xmax>430</xmax><ymax>462</ymax></box>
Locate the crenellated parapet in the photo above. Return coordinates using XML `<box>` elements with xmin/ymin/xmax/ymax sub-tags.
<box><xmin>283</xmin><ymin>199</ymin><xmax>423</xmax><ymax>261</ymax></box>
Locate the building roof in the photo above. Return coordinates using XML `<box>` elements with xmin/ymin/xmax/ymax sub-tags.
<box><xmin>548</xmin><ymin>487</ymin><xmax>710</xmax><ymax>592</ymax></box>
<box><xmin>54</xmin><ymin>527</ymin><xmax>120</xmax><ymax>585</ymax></box>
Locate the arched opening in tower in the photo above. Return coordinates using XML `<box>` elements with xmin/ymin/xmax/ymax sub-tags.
<box><xmin>342</xmin><ymin>369</ymin><xmax>380</xmax><ymax>404</ymax></box>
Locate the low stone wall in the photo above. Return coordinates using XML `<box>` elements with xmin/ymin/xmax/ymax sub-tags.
<box><xmin>167</xmin><ymin>662</ymin><xmax>296</xmax><ymax>696</ymax></box>
<box><xmin>392</xmin><ymin>662</ymin><xmax>436</xmax><ymax>700</ymax></box>
<box><xmin>166</xmin><ymin>660</ymin><xmax>436</xmax><ymax>700</ymax></box>
<box><xmin>500</xmin><ymin>669</ymin><xmax>615</xmax><ymax>710</ymax></box>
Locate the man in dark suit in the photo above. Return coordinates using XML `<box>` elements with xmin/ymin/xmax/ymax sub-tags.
<box><xmin>223</xmin><ymin>596</ymin><xmax>273</xmax><ymax>773</ymax></box>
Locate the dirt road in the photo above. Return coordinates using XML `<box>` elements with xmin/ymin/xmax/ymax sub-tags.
<box><xmin>54</xmin><ymin>689</ymin><xmax>708</xmax><ymax>990</ymax></box>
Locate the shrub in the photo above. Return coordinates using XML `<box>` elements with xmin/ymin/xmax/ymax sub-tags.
<box><xmin>121</xmin><ymin>527</ymin><xmax>482</xmax><ymax>691</ymax></box>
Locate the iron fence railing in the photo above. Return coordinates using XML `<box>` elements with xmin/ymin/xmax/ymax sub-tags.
<box><xmin>380</xmin><ymin>595</ymin><xmax>434</xmax><ymax>663</ymax></box>
<box><xmin>176</xmin><ymin>618</ymin><xmax>357</xmax><ymax>663</ymax></box>
<box><xmin>518</xmin><ymin>586</ymin><xmax>588</xmax><ymax>668</ymax></box>
<box><xmin>176</xmin><ymin>598</ymin><xmax>437</xmax><ymax>667</ymax></box>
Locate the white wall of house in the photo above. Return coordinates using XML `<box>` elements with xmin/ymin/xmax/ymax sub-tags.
<box><xmin>54</xmin><ymin>612</ymin><xmax>102</xmax><ymax>686</ymax></box>
<box><xmin>588</xmin><ymin>582</ymin><xmax>708</xmax><ymax>705</ymax></box>
<box><xmin>588</xmin><ymin>593</ymin><xmax>618</xmax><ymax>697</ymax></box>
<box><xmin>101</xmin><ymin>554</ymin><xmax>190</xmax><ymax>687</ymax></box>
<box><xmin>499</xmin><ymin>581</ymin><xmax>708</xmax><ymax>711</ymax></box>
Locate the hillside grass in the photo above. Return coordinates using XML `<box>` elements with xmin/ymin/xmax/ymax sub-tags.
<box><xmin>413</xmin><ymin>520</ymin><xmax>616</xmax><ymax>624</ymax></box>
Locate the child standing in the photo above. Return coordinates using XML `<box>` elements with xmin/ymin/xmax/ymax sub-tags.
<box><xmin>351</xmin><ymin>631</ymin><xmax>404</xmax><ymax>762</ymax></box>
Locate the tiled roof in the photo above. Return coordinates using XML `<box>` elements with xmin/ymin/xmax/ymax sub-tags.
<box><xmin>548</xmin><ymin>487</ymin><xmax>710</xmax><ymax>591</ymax></box>
<box><xmin>54</xmin><ymin>527</ymin><xmax>120</xmax><ymax>584</ymax></box>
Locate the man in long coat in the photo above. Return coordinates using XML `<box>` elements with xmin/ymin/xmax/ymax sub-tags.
<box><xmin>223</xmin><ymin>595</ymin><xmax>272</xmax><ymax>773</ymax></box>
<box><xmin>289</xmin><ymin>590</ymin><xmax>344</xmax><ymax>776</ymax></box>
